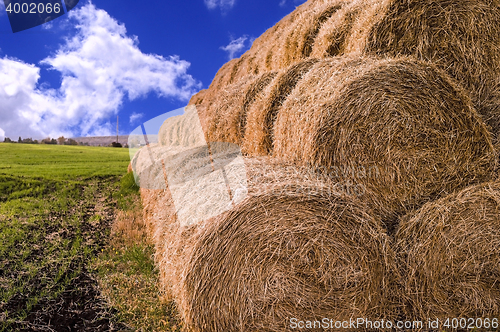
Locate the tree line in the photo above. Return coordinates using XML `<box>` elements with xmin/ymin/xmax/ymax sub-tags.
<box><xmin>3</xmin><ymin>136</ymin><xmax>86</xmax><ymax>146</ymax></box>
<box><xmin>3</xmin><ymin>136</ymin><xmax>125</xmax><ymax>147</ymax></box>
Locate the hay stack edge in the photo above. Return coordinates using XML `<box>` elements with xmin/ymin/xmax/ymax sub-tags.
<box><xmin>134</xmin><ymin>0</ymin><xmax>500</xmax><ymax>330</ymax></box>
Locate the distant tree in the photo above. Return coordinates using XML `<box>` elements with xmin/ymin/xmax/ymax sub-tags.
<box><xmin>67</xmin><ymin>139</ymin><xmax>78</xmax><ymax>146</ymax></box>
<box><xmin>110</xmin><ymin>142</ymin><xmax>122</xmax><ymax>148</ymax></box>
<box><xmin>33</xmin><ymin>140</ymin><xmax>39</xmax><ymax>144</ymax></box>
<box><xmin>50</xmin><ymin>138</ymin><xmax>57</xmax><ymax>145</ymax></box>
<box><xmin>3</xmin><ymin>137</ymin><xmax>12</xmax><ymax>143</ymax></box>
<box><xmin>41</xmin><ymin>137</ymin><xmax>51</xmax><ymax>144</ymax></box>
<box><xmin>18</xmin><ymin>136</ymin><xmax>22</xmax><ymax>143</ymax></box>
<box><xmin>57</xmin><ymin>136</ymin><xmax>66</xmax><ymax>145</ymax></box>
<box><xmin>22</xmin><ymin>138</ymin><xmax>34</xmax><ymax>144</ymax></box>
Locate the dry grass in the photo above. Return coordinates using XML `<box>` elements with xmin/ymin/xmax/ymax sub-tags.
<box><xmin>110</xmin><ymin>206</ymin><xmax>150</xmax><ymax>248</ymax></box>
<box><xmin>158</xmin><ymin>105</ymin><xmax>206</xmax><ymax>149</ymax></box>
<box><xmin>200</xmin><ymin>0</ymin><xmax>500</xmax><ymax>146</ymax></box>
<box><xmin>242</xmin><ymin>59</ymin><xmax>318</xmax><ymax>156</ymax></box>
<box><xmin>188</xmin><ymin>89</ymin><xmax>207</xmax><ymax>106</ymax></box>
<box><xmin>274</xmin><ymin>56</ymin><xmax>497</xmax><ymax>230</ymax></box>
<box><xmin>92</xmin><ymin>195</ymin><xmax>182</xmax><ymax>332</ymax></box>
<box><xmin>272</xmin><ymin>2</ymin><xmax>344</xmax><ymax>69</ymax></box>
<box><xmin>141</xmin><ymin>157</ymin><xmax>399</xmax><ymax>332</ymax></box>
<box><xmin>310</xmin><ymin>0</ymin><xmax>389</xmax><ymax>57</ymax></box>
<box><xmin>181</xmin><ymin>183</ymin><xmax>397</xmax><ymax>332</ymax></box>
<box><xmin>395</xmin><ymin>180</ymin><xmax>500</xmax><ymax>320</ymax></box>
<box><xmin>135</xmin><ymin>0</ymin><xmax>500</xmax><ymax>329</ymax></box>
<box><xmin>365</xmin><ymin>0</ymin><xmax>500</xmax><ymax>142</ymax></box>
<box><xmin>204</xmin><ymin>71</ymin><xmax>277</xmax><ymax>145</ymax></box>
<box><xmin>205</xmin><ymin>75</ymin><xmax>258</xmax><ymax>144</ymax></box>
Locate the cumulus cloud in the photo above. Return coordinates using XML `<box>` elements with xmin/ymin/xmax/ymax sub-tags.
<box><xmin>42</xmin><ymin>22</ymin><xmax>54</xmax><ymax>30</ymax></box>
<box><xmin>204</xmin><ymin>0</ymin><xmax>236</xmax><ymax>12</ymax></box>
<box><xmin>0</xmin><ymin>3</ymin><xmax>200</xmax><ymax>139</ymax></box>
<box><xmin>0</xmin><ymin>128</ymin><xmax>4</xmax><ymax>140</ymax></box>
<box><xmin>220</xmin><ymin>36</ymin><xmax>251</xmax><ymax>60</ymax></box>
<box><xmin>129</xmin><ymin>112</ymin><xmax>143</xmax><ymax>124</ymax></box>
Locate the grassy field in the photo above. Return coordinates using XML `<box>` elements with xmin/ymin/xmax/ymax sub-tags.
<box><xmin>0</xmin><ymin>143</ymin><xmax>131</xmax><ymax>179</ymax></box>
<box><xmin>0</xmin><ymin>143</ymin><xmax>179</xmax><ymax>331</ymax></box>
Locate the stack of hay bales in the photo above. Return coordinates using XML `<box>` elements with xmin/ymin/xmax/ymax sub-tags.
<box><xmin>274</xmin><ymin>56</ymin><xmax>497</xmax><ymax>228</ymax></box>
<box><xmin>135</xmin><ymin>0</ymin><xmax>500</xmax><ymax>329</ymax></box>
<box><xmin>141</xmin><ymin>157</ymin><xmax>400</xmax><ymax>332</ymax></box>
<box><xmin>364</xmin><ymin>0</ymin><xmax>500</xmax><ymax>145</ymax></box>
<box><xmin>194</xmin><ymin>0</ymin><xmax>500</xmax><ymax>145</ymax></box>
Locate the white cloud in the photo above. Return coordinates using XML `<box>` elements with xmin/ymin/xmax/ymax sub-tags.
<box><xmin>220</xmin><ymin>36</ymin><xmax>250</xmax><ymax>60</ymax></box>
<box><xmin>129</xmin><ymin>112</ymin><xmax>143</xmax><ymax>124</ymax></box>
<box><xmin>0</xmin><ymin>127</ymin><xmax>4</xmax><ymax>140</ymax></box>
<box><xmin>42</xmin><ymin>22</ymin><xmax>54</xmax><ymax>30</ymax></box>
<box><xmin>204</xmin><ymin>0</ymin><xmax>236</xmax><ymax>12</ymax></box>
<box><xmin>0</xmin><ymin>3</ymin><xmax>200</xmax><ymax>140</ymax></box>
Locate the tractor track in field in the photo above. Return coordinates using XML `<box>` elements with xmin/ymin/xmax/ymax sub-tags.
<box><xmin>1</xmin><ymin>177</ymin><xmax>133</xmax><ymax>332</ymax></box>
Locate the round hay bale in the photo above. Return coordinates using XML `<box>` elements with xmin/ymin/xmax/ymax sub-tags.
<box><xmin>200</xmin><ymin>0</ymin><xmax>500</xmax><ymax>141</ymax></box>
<box><xmin>395</xmin><ymin>180</ymin><xmax>500</xmax><ymax>319</ymax></box>
<box><xmin>365</xmin><ymin>0</ymin><xmax>500</xmax><ymax>140</ymax></box>
<box><xmin>158</xmin><ymin>105</ymin><xmax>206</xmax><ymax>149</ymax></box>
<box><xmin>205</xmin><ymin>71</ymin><xmax>277</xmax><ymax>145</ymax></box>
<box><xmin>204</xmin><ymin>77</ymin><xmax>256</xmax><ymax>144</ymax></box>
<box><xmin>229</xmin><ymin>4</ymin><xmax>304</xmax><ymax>82</ymax></box>
<box><xmin>274</xmin><ymin>56</ymin><xmax>497</xmax><ymax>229</ymax></box>
<box><xmin>216</xmin><ymin>0</ymin><xmax>335</xmax><ymax>85</ymax></box>
<box><xmin>143</xmin><ymin>156</ymin><xmax>400</xmax><ymax>329</ymax></box>
<box><xmin>270</xmin><ymin>2</ymin><xmax>344</xmax><ymax>69</ymax></box>
<box><xmin>242</xmin><ymin>59</ymin><xmax>318</xmax><ymax>156</ymax></box>
<box><xmin>188</xmin><ymin>89</ymin><xmax>207</xmax><ymax>106</ymax></box>
<box><xmin>202</xmin><ymin>59</ymin><xmax>240</xmax><ymax>109</ymax></box>
<box><xmin>309</xmin><ymin>1</ymin><xmax>359</xmax><ymax>58</ymax></box>
<box><xmin>310</xmin><ymin>0</ymin><xmax>387</xmax><ymax>58</ymax></box>
<box><xmin>140</xmin><ymin>186</ymin><xmax>180</xmax><ymax>300</ymax></box>
<box><xmin>180</xmin><ymin>182</ymin><xmax>398</xmax><ymax>332</ymax></box>
<box><xmin>151</xmin><ymin>157</ymin><xmax>337</xmax><ymax>300</ymax></box>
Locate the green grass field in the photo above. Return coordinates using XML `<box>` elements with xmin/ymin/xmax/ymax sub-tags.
<box><xmin>0</xmin><ymin>143</ymin><xmax>179</xmax><ymax>331</ymax></box>
<box><xmin>0</xmin><ymin>143</ymin><xmax>131</xmax><ymax>179</ymax></box>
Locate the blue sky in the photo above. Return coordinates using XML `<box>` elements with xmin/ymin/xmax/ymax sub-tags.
<box><xmin>0</xmin><ymin>0</ymin><xmax>306</xmax><ymax>140</ymax></box>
